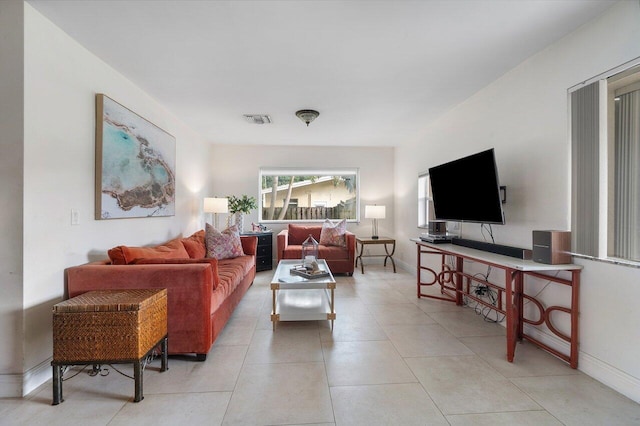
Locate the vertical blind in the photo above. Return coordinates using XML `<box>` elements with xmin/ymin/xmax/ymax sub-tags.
<box><xmin>614</xmin><ymin>89</ymin><xmax>640</xmax><ymax>260</ymax></box>
<box><xmin>571</xmin><ymin>81</ymin><xmax>600</xmax><ymax>257</ymax></box>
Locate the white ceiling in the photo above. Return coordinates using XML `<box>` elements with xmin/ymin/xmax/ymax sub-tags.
<box><xmin>27</xmin><ymin>0</ymin><xmax>615</xmax><ymax>147</ymax></box>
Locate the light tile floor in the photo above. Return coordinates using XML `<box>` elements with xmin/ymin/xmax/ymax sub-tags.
<box><xmin>2</xmin><ymin>265</ymin><xmax>640</xmax><ymax>425</ymax></box>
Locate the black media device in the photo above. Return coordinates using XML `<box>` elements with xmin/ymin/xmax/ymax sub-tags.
<box><xmin>428</xmin><ymin>148</ymin><xmax>505</xmax><ymax>225</ymax></box>
<box><xmin>451</xmin><ymin>237</ymin><xmax>532</xmax><ymax>260</ymax></box>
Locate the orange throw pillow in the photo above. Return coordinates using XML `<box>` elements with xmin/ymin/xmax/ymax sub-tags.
<box><xmin>108</xmin><ymin>238</ymin><xmax>190</xmax><ymax>265</ymax></box>
<box><xmin>181</xmin><ymin>230</ymin><xmax>206</xmax><ymax>259</ymax></box>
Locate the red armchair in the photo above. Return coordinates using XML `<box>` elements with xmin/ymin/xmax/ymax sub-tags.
<box><xmin>277</xmin><ymin>224</ymin><xmax>355</xmax><ymax>275</ymax></box>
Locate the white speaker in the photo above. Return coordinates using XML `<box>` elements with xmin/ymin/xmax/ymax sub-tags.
<box><xmin>532</xmin><ymin>230</ymin><xmax>571</xmax><ymax>264</ymax></box>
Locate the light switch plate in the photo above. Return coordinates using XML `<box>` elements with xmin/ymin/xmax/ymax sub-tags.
<box><xmin>71</xmin><ymin>209</ymin><xmax>79</xmax><ymax>225</ymax></box>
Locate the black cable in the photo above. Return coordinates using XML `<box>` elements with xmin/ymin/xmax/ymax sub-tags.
<box><xmin>465</xmin><ymin>269</ymin><xmax>505</xmax><ymax>323</ymax></box>
<box><xmin>480</xmin><ymin>223</ymin><xmax>495</xmax><ymax>243</ymax></box>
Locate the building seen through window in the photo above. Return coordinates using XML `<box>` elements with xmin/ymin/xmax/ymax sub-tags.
<box><xmin>259</xmin><ymin>169</ymin><xmax>359</xmax><ymax>222</ymax></box>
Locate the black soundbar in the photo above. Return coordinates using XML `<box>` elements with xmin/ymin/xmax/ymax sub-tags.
<box><xmin>451</xmin><ymin>238</ymin><xmax>532</xmax><ymax>260</ymax></box>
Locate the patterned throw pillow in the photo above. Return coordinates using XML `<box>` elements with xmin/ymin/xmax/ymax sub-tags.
<box><xmin>205</xmin><ymin>223</ymin><xmax>245</xmax><ymax>260</ymax></box>
<box><xmin>319</xmin><ymin>219</ymin><xmax>347</xmax><ymax>247</ymax></box>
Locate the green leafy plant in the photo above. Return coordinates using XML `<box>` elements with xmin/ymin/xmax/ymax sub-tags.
<box><xmin>227</xmin><ymin>195</ymin><xmax>257</xmax><ymax>214</ymax></box>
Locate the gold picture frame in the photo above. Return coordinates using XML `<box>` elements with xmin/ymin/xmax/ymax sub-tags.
<box><xmin>95</xmin><ymin>94</ymin><xmax>176</xmax><ymax>219</ymax></box>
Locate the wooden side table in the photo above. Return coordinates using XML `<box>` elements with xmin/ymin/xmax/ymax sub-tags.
<box><xmin>355</xmin><ymin>237</ymin><xmax>396</xmax><ymax>274</ymax></box>
<box><xmin>51</xmin><ymin>289</ymin><xmax>168</xmax><ymax>405</ymax></box>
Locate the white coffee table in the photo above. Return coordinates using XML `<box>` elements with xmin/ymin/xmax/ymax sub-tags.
<box><xmin>270</xmin><ymin>259</ymin><xmax>336</xmax><ymax>330</ymax></box>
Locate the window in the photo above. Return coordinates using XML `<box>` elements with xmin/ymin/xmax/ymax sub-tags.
<box><xmin>570</xmin><ymin>59</ymin><xmax>640</xmax><ymax>263</ymax></box>
<box><xmin>611</xmin><ymin>72</ymin><xmax>640</xmax><ymax>260</ymax></box>
<box><xmin>259</xmin><ymin>168</ymin><xmax>359</xmax><ymax>222</ymax></box>
<box><xmin>417</xmin><ymin>173</ymin><xmax>433</xmax><ymax>229</ymax></box>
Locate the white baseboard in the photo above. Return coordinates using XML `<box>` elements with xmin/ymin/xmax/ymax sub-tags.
<box><xmin>524</xmin><ymin>325</ymin><xmax>640</xmax><ymax>404</ymax></box>
<box><xmin>23</xmin><ymin>357</ymin><xmax>52</xmax><ymax>396</ymax></box>
<box><xmin>579</xmin><ymin>350</ymin><xmax>640</xmax><ymax>404</ymax></box>
<box><xmin>0</xmin><ymin>357</ymin><xmax>52</xmax><ymax>398</ymax></box>
<box><xmin>395</xmin><ymin>258</ymin><xmax>412</xmax><ymax>273</ymax></box>
<box><xmin>0</xmin><ymin>373</ymin><xmax>22</xmax><ymax>398</ymax></box>
<box><xmin>406</xmin><ymin>260</ymin><xmax>640</xmax><ymax>404</ymax></box>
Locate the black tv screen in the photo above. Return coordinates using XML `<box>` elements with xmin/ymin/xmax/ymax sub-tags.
<box><xmin>428</xmin><ymin>148</ymin><xmax>505</xmax><ymax>224</ymax></box>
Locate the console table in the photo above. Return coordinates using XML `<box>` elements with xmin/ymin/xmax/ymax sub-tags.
<box><xmin>355</xmin><ymin>237</ymin><xmax>396</xmax><ymax>274</ymax></box>
<box><xmin>412</xmin><ymin>239</ymin><xmax>582</xmax><ymax>368</ymax></box>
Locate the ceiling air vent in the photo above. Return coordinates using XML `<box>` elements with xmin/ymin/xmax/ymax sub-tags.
<box><xmin>243</xmin><ymin>114</ymin><xmax>272</xmax><ymax>124</ymax></box>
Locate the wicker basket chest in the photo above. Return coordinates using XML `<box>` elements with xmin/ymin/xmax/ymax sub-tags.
<box><xmin>51</xmin><ymin>288</ymin><xmax>168</xmax><ymax>404</ymax></box>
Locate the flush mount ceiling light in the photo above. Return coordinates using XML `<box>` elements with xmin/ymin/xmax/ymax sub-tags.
<box><xmin>243</xmin><ymin>114</ymin><xmax>272</xmax><ymax>124</ymax></box>
<box><xmin>295</xmin><ymin>109</ymin><xmax>319</xmax><ymax>126</ymax></box>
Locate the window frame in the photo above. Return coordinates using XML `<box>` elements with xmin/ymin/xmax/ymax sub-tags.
<box><xmin>258</xmin><ymin>167</ymin><xmax>360</xmax><ymax>223</ymax></box>
<box><xmin>569</xmin><ymin>57</ymin><xmax>640</xmax><ymax>265</ymax></box>
<box><xmin>417</xmin><ymin>172</ymin><xmax>432</xmax><ymax>229</ymax></box>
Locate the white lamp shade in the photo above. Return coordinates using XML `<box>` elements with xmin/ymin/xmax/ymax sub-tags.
<box><xmin>204</xmin><ymin>197</ymin><xmax>229</xmax><ymax>213</ymax></box>
<box><xmin>365</xmin><ymin>205</ymin><xmax>386</xmax><ymax>219</ymax></box>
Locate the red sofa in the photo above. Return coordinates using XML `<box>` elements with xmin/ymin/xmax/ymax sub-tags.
<box><xmin>277</xmin><ymin>224</ymin><xmax>356</xmax><ymax>275</ymax></box>
<box><xmin>65</xmin><ymin>230</ymin><xmax>257</xmax><ymax>361</ymax></box>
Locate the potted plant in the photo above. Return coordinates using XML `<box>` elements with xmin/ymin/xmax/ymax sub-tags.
<box><xmin>227</xmin><ymin>195</ymin><xmax>257</xmax><ymax>232</ymax></box>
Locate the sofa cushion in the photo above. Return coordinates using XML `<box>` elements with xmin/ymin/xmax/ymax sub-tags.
<box><xmin>205</xmin><ymin>223</ymin><xmax>245</xmax><ymax>260</ymax></box>
<box><xmin>319</xmin><ymin>245</ymin><xmax>350</xmax><ymax>260</ymax></box>
<box><xmin>283</xmin><ymin>245</ymin><xmax>349</xmax><ymax>261</ymax></box>
<box><xmin>217</xmin><ymin>261</ymin><xmax>244</xmax><ymax>291</ymax></box>
<box><xmin>108</xmin><ymin>238</ymin><xmax>190</xmax><ymax>265</ymax></box>
<box><xmin>208</xmin><ymin>256</ymin><xmax>254</xmax><ymax>315</ymax></box>
<box><xmin>181</xmin><ymin>230</ymin><xmax>206</xmax><ymax>259</ymax></box>
<box><xmin>319</xmin><ymin>219</ymin><xmax>347</xmax><ymax>247</ymax></box>
<box><xmin>220</xmin><ymin>254</ymin><xmax>255</xmax><ymax>276</ymax></box>
<box><xmin>288</xmin><ymin>224</ymin><xmax>322</xmax><ymax>245</ymax></box>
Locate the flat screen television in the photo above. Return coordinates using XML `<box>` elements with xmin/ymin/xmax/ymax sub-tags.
<box><xmin>428</xmin><ymin>148</ymin><xmax>505</xmax><ymax>224</ymax></box>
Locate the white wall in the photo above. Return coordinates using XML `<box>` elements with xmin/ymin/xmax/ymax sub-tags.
<box><xmin>0</xmin><ymin>3</ymin><xmax>213</xmax><ymax>397</ymax></box>
<box><xmin>0</xmin><ymin>0</ymin><xmax>25</xmax><ymax>396</ymax></box>
<box><xmin>7</xmin><ymin>0</ymin><xmax>639</xmax><ymax>403</ymax></box>
<box><xmin>209</xmin><ymin>144</ymin><xmax>395</xmax><ymax>250</ymax></box>
<box><xmin>394</xmin><ymin>1</ymin><xmax>640</xmax><ymax>403</ymax></box>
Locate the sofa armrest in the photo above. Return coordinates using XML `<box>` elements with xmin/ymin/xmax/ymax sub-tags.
<box><xmin>277</xmin><ymin>229</ymin><xmax>289</xmax><ymax>261</ymax></box>
<box><xmin>345</xmin><ymin>231</ymin><xmax>356</xmax><ymax>264</ymax></box>
<box><xmin>66</xmin><ymin>262</ymin><xmax>215</xmax><ymax>354</ymax></box>
<box><xmin>240</xmin><ymin>235</ymin><xmax>258</xmax><ymax>256</ymax></box>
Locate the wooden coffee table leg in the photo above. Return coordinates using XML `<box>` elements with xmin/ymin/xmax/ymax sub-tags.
<box><xmin>272</xmin><ymin>287</ymin><xmax>277</xmax><ymax>330</ymax></box>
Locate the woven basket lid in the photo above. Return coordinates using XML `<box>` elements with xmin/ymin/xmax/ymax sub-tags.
<box><xmin>53</xmin><ymin>289</ymin><xmax>166</xmax><ymax>313</ymax></box>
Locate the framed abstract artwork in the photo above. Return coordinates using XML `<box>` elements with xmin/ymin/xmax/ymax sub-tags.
<box><xmin>95</xmin><ymin>94</ymin><xmax>176</xmax><ymax>219</ymax></box>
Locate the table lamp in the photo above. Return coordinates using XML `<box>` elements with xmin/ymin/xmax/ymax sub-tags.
<box><xmin>204</xmin><ymin>197</ymin><xmax>228</xmax><ymax>229</ymax></box>
<box><xmin>365</xmin><ymin>205</ymin><xmax>385</xmax><ymax>239</ymax></box>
